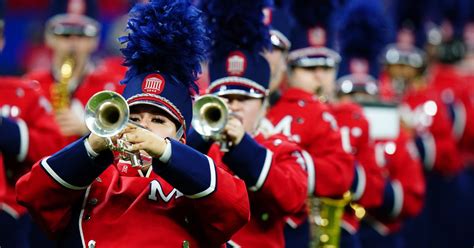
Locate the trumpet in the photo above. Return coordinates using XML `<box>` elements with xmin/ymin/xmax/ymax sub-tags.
<box><xmin>192</xmin><ymin>94</ymin><xmax>230</xmax><ymax>151</ymax></box>
<box><xmin>84</xmin><ymin>90</ymin><xmax>151</xmax><ymax>167</ymax></box>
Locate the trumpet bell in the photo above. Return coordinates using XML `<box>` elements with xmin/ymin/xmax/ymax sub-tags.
<box><xmin>85</xmin><ymin>90</ymin><xmax>129</xmax><ymax>137</ymax></box>
<box><xmin>192</xmin><ymin>95</ymin><xmax>229</xmax><ymax>137</ymax></box>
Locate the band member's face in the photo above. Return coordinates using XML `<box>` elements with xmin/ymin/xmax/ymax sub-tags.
<box><xmin>129</xmin><ymin>105</ymin><xmax>178</xmax><ymax>139</ymax></box>
<box><xmin>290</xmin><ymin>66</ymin><xmax>335</xmax><ymax>94</ymax></box>
<box><xmin>387</xmin><ymin>64</ymin><xmax>418</xmax><ymax>81</ymax></box>
<box><xmin>47</xmin><ymin>34</ymin><xmax>98</xmax><ymax>60</ymax></box>
<box><xmin>223</xmin><ymin>94</ymin><xmax>265</xmax><ymax>133</ymax></box>
<box><xmin>314</xmin><ymin>67</ymin><xmax>336</xmax><ymax>97</ymax></box>
<box><xmin>263</xmin><ymin>48</ymin><xmax>287</xmax><ymax>92</ymax></box>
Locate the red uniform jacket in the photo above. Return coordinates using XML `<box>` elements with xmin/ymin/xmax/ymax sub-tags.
<box><xmin>267</xmin><ymin>88</ymin><xmax>354</xmax><ymax>197</ymax></box>
<box><xmin>25</xmin><ymin>65</ymin><xmax>125</xmax><ymax>143</ymax></box>
<box><xmin>0</xmin><ymin>77</ymin><xmax>65</xmax><ymax>217</ymax></box>
<box><xmin>330</xmin><ymin>102</ymin><xmax>384</xmax><ymax>233</ymax></box>
<box><xmin>189</xmin><ymin>131</ymin><xmax>308</xmax><ymax>248</ymax></box>
<box><xmin>400</xmin><ymin>86</ymin><xmax>462</xmax><ymax>176</ymax></box>
<box><xmin>430</xmin><ymin>64</ymin><xmax>474</xmax><ymax>166</ymax></box>
<box><xmin>266</xmin><ymin>88</ymin><xmax>354</xmax><ymax>229</ymax></box>
<box><xmin>457</xmin><ymin>74</ymin><xmax>474</xmax><ymax>165</ymax></box>
<box><xmin>0</xmin><ymin>155</ymin><xmax>5</xmax><ymax>208</ymax></box>
<box><xmin>365</xmin><ymin>130</ymin><xmax>425</xmax><ymax>234</ymax></box>
<box><xmin>16</xmin><ymin>138</ymin><xmax>249</xmax><ymax>247</ymax></box>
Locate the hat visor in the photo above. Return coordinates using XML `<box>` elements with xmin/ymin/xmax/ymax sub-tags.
<box><xmin>290</xmin><ymin>57</ymin><xmax>337</xmax><ymax>68</ymax></box>
<box><xmin>213</xmin><ymin>89</ymin><xmax>265</xmax><ymax>99</ymax></box>
<box><xmin>128</xmin><ymin>100</ymin><xmax>182</xmax><ymax>126</ymax></box>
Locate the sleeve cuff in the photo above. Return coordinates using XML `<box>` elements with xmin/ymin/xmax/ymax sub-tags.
<box><xmin>302</xmin><ymin>150</ymin><xmax>315</xmax><ymax>195</ymax></box>
<box><xmin>452</xmin><ymin>102</ymin><xmax>466</xmax><ymax>140</ymax></box>
<box><xmin>158</xmin><ymin>138</ymin><xmax>172</xmax><ymax>163</ymax></box>
<box><xmin>186</xmin><ymin>128</ymin><xmax>213</xmax><ymax>154</ymax></box>
<box><xmin>0</xmin><ymin>117</ymin><xmax>28</xmax><ymax>161</ymax></box>
<box><xmin>43</xmin><ymin>137</ymin><xmax>113</xmax><ymax>189</ymax></box>
<box><xmin>351</xmin><ymin>163</ymin><xmax>366</xmax><ymax>201</ymax></box>
<box><xmin>414</xmin><ymin>133</ymin><xmax>436</xmax><ymax>171</ymax></box>
<box><xmin>223</xmin><ymin>134</ymin><xmax>273</xmax><ymax>191</ymax></box>
<box><xmin>84</xmin><ymin>138</ymin><xmax>99</xmax><ymax>158</ymax></box>
<box><xmin>379</xmin><ymin>179</ymin><xmax>404</xmax><ymax>218</ymax></box>
<box><xmin>153</xmin><ymin>139</ymin><xmax>216</xmax><ymax>198</ymax></box>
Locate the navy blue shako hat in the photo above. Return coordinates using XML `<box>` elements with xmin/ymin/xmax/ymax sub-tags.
<box><xmin>336</xmin><ymin>0</ymin><xmax>392</xmax><ymax>79</ymax></box>
<box><xmin>335</xmin><ymin>0</ymin><xmax>391</xmax><ymax>96</ymax></box>
<box><xmin>200</xmin><ymin>0</ymin><xmax>272</xmax><ymax>98</ymax></box>
<box><xmin>269</xmin><ymin>2</ymin><xmax>295</xmax><ymax>51</ymax></box>
<box><xmin>119</xmin><ymin>0</ymin><xmax>209</xmax><ymax>139</ymax></box>
<box><xmin>46</xmin><ymin>0</ymin><xmax>100</xmax><ymax>37</ymax></box>
<box><xmin>288</xmin><ymin>0</ymin><xmax>341</xmax><ymax>68</ymax></box>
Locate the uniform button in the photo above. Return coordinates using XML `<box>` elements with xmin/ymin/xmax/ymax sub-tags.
<box><xmin>84</xmin><ymin>214</ymin><xmax>91</xmax><ymax>221</ymax></box>
<box><xmin>273</xmin><ymin>139</ymin><xmax>282</xmax><ymax>146</ymax></box>
<box><xmin>297</xmin><ymin>117</ymin><xmax>304</xmax><ymax>124</ymax></box>
<box><xmin>89</xmin><ymin>198</ymin><xmax>98</xmax><ymax>205</ymax></box>
<box><xmin>182</xmin><ymin>240</ymin><xmax>190</xmax><ymax>248</ymax></box>
<box><xmin>95</xmin><ymin>177</ymin><xmax>102</xmax><ymax>183</ymax></box>
<box><xmin>88</xmin><ymin>240</ymin><xmax>96</xmax><ymax>248</ymax></box>
<box><xmin>16</xmin><ymin>88</ymin><xmax>25</xmax><ymax>98</ymax></box>
<box><xmin>298</xmin><ymin>100</ymin><xmax>306</xmax><ymax>107</ymax></box>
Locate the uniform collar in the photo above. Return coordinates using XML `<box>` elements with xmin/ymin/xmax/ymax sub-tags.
<box><xmin>281</xmin><ymin>87</ymin><xmax>319</xmax><ymax>102</ymax></box>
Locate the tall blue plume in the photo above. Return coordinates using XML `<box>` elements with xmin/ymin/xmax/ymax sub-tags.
<box><xmin>337</xmin><ymin>0</ymin><xmax>392</xmax><ymax>60</ymax></box>
<box><xmin>431</xmin><ymin>0</ymin><xmax>470</xmax><ymax>37</ymax></box>
<box><xmin>469</xmin><ymin>0</ymin><xmax>474</xmax><ymax>23</ymax></box>
<box><xmin>291</xmin><ymin>0</ymin><xmax>339</xmax><ymax>28</ymax></box>
<box><xmin>274</xmin><ymin>0</ymin><xmax>291</xmax><ymax>10</ymax></box>
<box><xmin>392</xmin><ymin>0</ymin><xmax>428</xmax><ymax>47</ymax></box>
<box><xmin>336</xmin><ymin>0</ymin><xmax>392</xmax><ymax>77</ymax></box>
<box><xmin>198</xmin><ymin>0</ymin><xmax>272</xmax><ymax>59</ymax></box>
<box><xmin>119</xmin><ymin>0</ymin><xmax>210</xmax><ymax>91</ymax></box>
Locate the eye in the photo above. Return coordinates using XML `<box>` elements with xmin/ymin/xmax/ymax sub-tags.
<box><xmin>130</xmin><ymin>116</ymin><xmax>141</xmax><ymax>122</ymax></box>
<box><xmin>152</xmin><ymin>116</ymin><xmax>166</xmax><ymax>124</ymax></box>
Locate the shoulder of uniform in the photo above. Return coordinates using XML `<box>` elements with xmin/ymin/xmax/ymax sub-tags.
<box><xmin>24</xmin><ymin>70</ymin><xmax>53</xmax><ymax>89</ymax></box>
<box><xmin>0</xmin><ymin>76</ymin><xmax>41</xmax><ymax>91</ymax></box>
<box><xmin>263</xmin><ymin>133</ymin><xmax>301</xmax><ymax>151</ymax></box>
<box><xmin>24</xmin><ymin>69</ymin><xmax>50</xmax><ymax>80</ymax></box>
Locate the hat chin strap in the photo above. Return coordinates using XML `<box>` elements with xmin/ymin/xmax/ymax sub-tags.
<box><xmin>176</xmin><ymin>125</ymin><xmax>185</xmax><ymax>140</ymax></box>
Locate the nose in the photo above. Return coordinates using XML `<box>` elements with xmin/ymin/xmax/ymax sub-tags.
<box><xmin>138</xmin><ymin>118</ymin><xmax>149</xmax><ymax>129</ymax></box>
<box><xmin>227</xmin><ymin>99</ymin><xmax>242</xmax><ymax>112</ymax></box>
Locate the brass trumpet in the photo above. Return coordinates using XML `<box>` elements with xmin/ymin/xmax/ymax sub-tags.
<box><xmin>192</xmin><ymin>94</ymin><xmax>231</xmax><ymax>151</ymax></box>
<box><xmin>84</xmin><ymin>90</ymin><xmax>151</xmax><ymax>167</ymax></box>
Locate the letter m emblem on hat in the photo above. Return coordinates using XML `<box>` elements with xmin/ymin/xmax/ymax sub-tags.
<box><xmin>142</xmin><ymin>74</ymin><xmax>165</xmax><ymax>94</ymax></box>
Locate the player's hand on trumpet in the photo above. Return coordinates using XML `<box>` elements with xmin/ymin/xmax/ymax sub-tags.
<box><xmin>223</xmin><ymin>114</ymin><xmax>245</xmax><ymax>147</ymax></box>
<box><xmin>117</xmin><ymin>124</ymin><xmax>168</xmax><ymax>158</ymax></box>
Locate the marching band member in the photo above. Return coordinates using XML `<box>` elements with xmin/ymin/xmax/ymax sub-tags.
<box><xmin>262</xmin><ymin>1</ymin><xmax>294</xmax><ymax>106</ymax></box>
<box><xmin>334</xmin><ymin>75</ymin><xmax>425</xmax><ymax>248</ymax></box>
<box><xmin>188</xmin><ymin>1</ymin><xmax>308</xmax><ymax>246</ymax></box>
<box><xmin>25</xmin><ymin>0</ymin><xmax>124</xmax><ymax>143</ymax></box>
<box><xmin>16</xmin><ymin>1</ymin><xmax>250</xmax><ymax>247</ymax></box>
<box><xmin>422</xmin><ymin>2</ymin><xmax>474</xmax><ymax>246</ymax></box>
<box><xmin>0</xmin><ymin>6</ymin><xmax>65</xmax><ymax>246</ymax></box>
<box><xmin>328</xmin><ymin>1</ymin><xmax>392</xmax><ymax>246</ymax></box>
<box><xmin>453</xmin><ymin>7</ymin><xmax>474</xmax><ymax>246</ymax></box>
<box><xmin>378</xmin><ymin>2</ymin><xmax>463</xmax><ymax>246</ymax></box>
<box><xmin>265</xmin><ymin>1</ymin><xmax>355</xmax><ymax>246</ymax></box>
